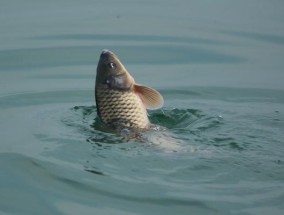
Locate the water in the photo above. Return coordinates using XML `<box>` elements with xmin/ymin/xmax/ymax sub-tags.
<box><xmin>1</xmin><ymin>0</ymin><xmax>284</xmax><ymax>214</ymax></box>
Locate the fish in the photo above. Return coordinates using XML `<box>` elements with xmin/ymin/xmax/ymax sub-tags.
<box><xmin>95</xmin><ymin>49</ymin><xmax>164</xmax><ymax>132</ymax></box>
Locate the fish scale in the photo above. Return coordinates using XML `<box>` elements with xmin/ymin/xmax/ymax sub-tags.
<box><xmin>95</xmin><ymin>50</ymin><xmax>163</xmax><ymax>131</ymax></box>
<box><xmin>96</xmin><ymin>87</ymin><xmax>149</xmax><ymax>129</ymax></box>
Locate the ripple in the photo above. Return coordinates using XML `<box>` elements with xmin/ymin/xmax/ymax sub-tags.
<box><xmin>34</xmin><ymin>33</ymin><xmax>228</xmax><ymax>45</ymax></box>
<box><xmin>0</xmin><ymin>45</ymin><xmax>245</xmax><ymax>70</ymax></box>
<box><xmin>150</xmin><ymin>108</ymin><xmax>205</xmax><ymax>129</ymax></box>
<box><xmin>66</xmin><ymin>105</ymin><xmax>227</xmax><ymax>155</ymax></box>
<box><xmin>1</xmin><ymin>87</ymin><xmax>283</xmax><ymax>215</ymax></box>
<box><xmin>222</xmin><ymin>30</ymin><xmax>284</xmax><ymax>44</ymax></box>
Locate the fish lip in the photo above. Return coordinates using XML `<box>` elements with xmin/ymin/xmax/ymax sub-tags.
<box><xmin>101</xmin><ymin>49</ymin><xmax>114</xmax><ymax>57</ymax></box>
<box><xmin>102</xmin><ymin>49</ymin><xmax>110</xmax><ymax>54</ymax></box>
<box><xmin>100</xmin><ymin>49</ymin><xmax>118</xmax><ymax>65</ymax></box>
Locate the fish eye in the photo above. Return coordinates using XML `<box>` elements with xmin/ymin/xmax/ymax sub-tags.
<box><xmin>107</xmin><ymin>62</ymin><xmax>117</xmax><ymax>69</ymax></box>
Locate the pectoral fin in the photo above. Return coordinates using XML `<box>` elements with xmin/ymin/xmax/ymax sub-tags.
<box><xmin>134</xmin><ymin>84</ymin><xmax>164</xmax><ymax>109</ymax></box>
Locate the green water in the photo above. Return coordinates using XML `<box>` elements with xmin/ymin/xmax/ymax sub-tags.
<box><xmin>1</xmin><ymin>1</ymin><xmax>284</xmax><ymax>215</ymax></box>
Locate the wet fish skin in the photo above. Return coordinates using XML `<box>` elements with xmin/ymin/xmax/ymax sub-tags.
<box><xmin>95</xmin><ymin>49</ymin><xmax>163</xmax><ymax>130</ymax></box>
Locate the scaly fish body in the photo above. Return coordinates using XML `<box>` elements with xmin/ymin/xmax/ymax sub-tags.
<box><xmin>95</xmin><ymin>50</ymin><xmax>163</xmax><ymax>130</ymax></box>
<box><xmin>95</xmin><ymin>88</ymin><xmax>149</xmax><ymax>129</ymax></box>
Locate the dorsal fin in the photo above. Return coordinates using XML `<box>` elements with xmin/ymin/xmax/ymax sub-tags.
<box><xmin>134</xmin><ymin>84</ymin><xmax>164</xmax><ymax>109</ymax></box>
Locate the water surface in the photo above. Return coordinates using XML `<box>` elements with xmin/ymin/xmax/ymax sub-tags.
<box><xmin>1</xmin><ymin>1</ymin><xmax>284</xmax><ymax>215</ymax></box>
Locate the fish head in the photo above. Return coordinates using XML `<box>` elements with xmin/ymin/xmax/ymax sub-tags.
<box><xmin>96</xmin><ymin>49</ymin><xmax>134</xmax><ymax>90</ymax></box>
